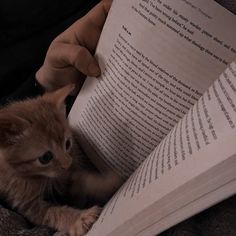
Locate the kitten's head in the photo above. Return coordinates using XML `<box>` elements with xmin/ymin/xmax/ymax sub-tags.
<box><xmin>0</xmin><ymin>84</ymin><xmax>75</xmax><ymax>178</ymax></box>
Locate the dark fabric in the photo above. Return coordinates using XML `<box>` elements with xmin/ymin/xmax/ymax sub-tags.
<box><xmin>0</xmin><ymin>204</ymin><xmax>54</xmax><ymax>236</ymax></box>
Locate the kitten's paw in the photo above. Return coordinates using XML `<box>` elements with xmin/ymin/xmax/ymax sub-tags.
<box><xmin>69</xmin><ymin>206</ymin><xmax>102</xmax><ymax>236</ymax></box>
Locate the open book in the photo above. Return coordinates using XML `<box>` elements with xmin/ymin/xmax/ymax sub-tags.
<box><xmin>68</xmin><ymin>0</ymin><xmax>236</xmax><ymax>235</ymax></box>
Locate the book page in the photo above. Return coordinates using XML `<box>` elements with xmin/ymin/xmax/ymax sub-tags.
<box><xmin>86</xmin><ymin>61</ymin><xmax>236</xmax><ymax>236</ymax></box>
<box><xmin>69</xmin><ymin>0</ymin><xmax>236</xmax><ymax>177</ymax></box>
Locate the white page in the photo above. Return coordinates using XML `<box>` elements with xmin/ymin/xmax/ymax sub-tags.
<box><xmin>86</xmin><ymin>62</ymin><xmax>236</xmax><ymax>235</ymax></box>
<box><xmin>135</xmin><ymin>179</ymin><xmax>236</xmax><ymax>236</ymax></box>
<box><xmin>69</xmin><ymin>0</ymin><xmax>236</xmax><ymax>177</ymax></box>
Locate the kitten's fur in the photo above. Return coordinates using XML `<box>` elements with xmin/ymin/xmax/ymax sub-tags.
<box><xmin>0</xmin><ymin>85</ymin><xmax>122</xmax><ymax>236</ymax></box>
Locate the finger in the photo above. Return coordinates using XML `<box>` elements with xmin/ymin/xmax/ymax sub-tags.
<box><xmin>84</xmin><ymin>0</ymin><xmax>112</xmax><ymax>29</ymax></box>
<box><xmin>78</xmin><ymin>23</ymin><xmax>102</xmax><ymax>53</ymax></box>
<box><xmin>73</xmin><ymin>0</ymin><xmax>113</xmax><ymax>50</ymax></box>
<box><xmin>49</xmin><ymin>42</ymin><xmax>101</xmax><ymax>77</ymax></box>
<box><xmin>36</xmin><ymin>64</ymin><xmax>85</xmax><ymax>92</ymax></box>
<box><xmin>56</xmin><ymin>0</ymin><xmax>112</xmax><ymax>51</ymax></box>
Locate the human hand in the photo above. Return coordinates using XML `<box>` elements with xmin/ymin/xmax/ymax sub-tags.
<box><xmin>36</xmin><ymin>0</ymin><xmax>112</xmax><ymax>93</ymax></box>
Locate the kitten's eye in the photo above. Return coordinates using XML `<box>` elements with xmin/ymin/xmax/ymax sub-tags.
<box><xmin>65</xmin><ymin>138</ymin><xmax>72</xmax><ymax>151</ymax></box>
<box><xmin>38</xmin><ymin>151</ymin><xmax>53</xmax><ymax>165</ymax></box>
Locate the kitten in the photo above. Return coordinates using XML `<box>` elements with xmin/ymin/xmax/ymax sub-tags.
<box><xmin>0</xmin><ymin>84</ymin><xmax>122</xmax><ymax>236</ymax></box>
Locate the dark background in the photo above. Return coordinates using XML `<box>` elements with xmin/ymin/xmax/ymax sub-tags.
<box><xmin>0</xmin><ymin>0</ymin><xmax>100</xmax><ymax>103</ymax></box>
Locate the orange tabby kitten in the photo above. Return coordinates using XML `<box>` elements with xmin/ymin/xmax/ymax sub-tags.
<box><xmin>0</xmin><ymin>85</ymin><xmax>122</xmax><ymax>236</ymax></box>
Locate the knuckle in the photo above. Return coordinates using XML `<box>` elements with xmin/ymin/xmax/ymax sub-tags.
<box><xmin>76</xmin><ymin>47</ymin><xmax>88</xmax><ymax>59</ymax></box>
<box><xmin>73</xmin><ymin>47</ymin><xmax>90</xmax><ymax>70</ymax></box>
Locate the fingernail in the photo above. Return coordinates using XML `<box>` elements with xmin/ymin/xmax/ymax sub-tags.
<box><xmin>88</xmin><ymin>62</ymin><xmax>101</xmax><ymax>76</ymax></box>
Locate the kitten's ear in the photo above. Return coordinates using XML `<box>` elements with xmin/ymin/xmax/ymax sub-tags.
<box><xmin>0</xmin><ymin>114</ymin><xmax>30</xmax><ymax>148</ymax></box>
<box><xmin>44</xmin><ymin>84</ymin><xmax>75</xmax><ymax>114</ymax></box>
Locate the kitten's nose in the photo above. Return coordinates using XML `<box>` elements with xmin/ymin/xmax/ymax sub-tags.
<box><xmin>60</xmin><ymin>155</ymin><xmax>72</xmax><ymax>169</ymax></box>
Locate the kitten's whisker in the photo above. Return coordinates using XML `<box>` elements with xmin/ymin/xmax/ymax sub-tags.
<box><xmin>82</xmin><ymin>223</ymin><xmax>90</xmax><ymax>231</ymax></box>
<box><xmin>89</xmin><ymin>213</ymin><xmax>100</xmax><ymax>218</ymax></box>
